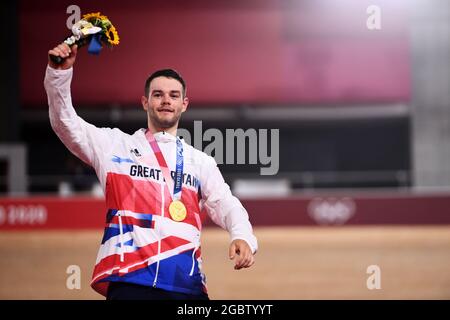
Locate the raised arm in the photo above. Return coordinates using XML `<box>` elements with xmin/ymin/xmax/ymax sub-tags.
<box><xmin>44</xmin><ymin>43</ymin><xmax>116</xmax><ymax>168</ymax></box>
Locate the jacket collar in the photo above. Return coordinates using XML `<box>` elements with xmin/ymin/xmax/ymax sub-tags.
<box><xmin>154</xmin><ymin>130</ymin><xmax>177</xmax><ymax>143</ymax></box>
<box><xmin>141</xmin><ymin>128</ymin><xmax>180</xmax><ymax>143</ymax></box>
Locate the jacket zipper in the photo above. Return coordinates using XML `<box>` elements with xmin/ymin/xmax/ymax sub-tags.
<box><xmin>153</xmin><ymin>183</ymin><xmax>164</xmax><ymax>287</ymax></box>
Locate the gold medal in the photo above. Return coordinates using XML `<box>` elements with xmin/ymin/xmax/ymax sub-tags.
<box><xmin>169</xmin><ymin>200</ymin><xmax>187</xmax><ymax>222</ymax></box>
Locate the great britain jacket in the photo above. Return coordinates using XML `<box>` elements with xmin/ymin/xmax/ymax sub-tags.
<box><xmin>44</xmin><ymin>66</ymin><xmax>258</xmax><ymax>297</ymax></box>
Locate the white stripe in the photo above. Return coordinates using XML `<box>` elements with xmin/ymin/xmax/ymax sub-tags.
<box><xmin>189</xmin><ymin>246</ymin><xmax>198</xmax><ymax>276</ymax></box>
<box><xmin>158</xmin><ymin>217</ymin><xmax>200</xmax><ymax>247</ymax></box>
<box><xmin>95</xmin><ymin>226</ymin><xmax>159</xmax><ymax>264</ymax></box>
<box><xmin>153</xmin><ymin>184</ymin><xmax>165</xmax><ymax>287</ymax></box>
<box><xmin>118</xmin><ymin>212</ymin><xmax>125</xmax><ymax>262</ymax></box>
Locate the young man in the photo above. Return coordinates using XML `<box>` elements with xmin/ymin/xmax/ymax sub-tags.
<box><xmin>44</xmin><ymin>43</ymin><xmax>258</xmax><ymax>300</ymax></box>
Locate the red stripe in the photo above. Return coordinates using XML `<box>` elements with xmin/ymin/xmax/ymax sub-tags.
<box><xmin>154</xmin><ymin>152</ymin><xmax>168</xmax><ymax>168</ymax></box>
<box><xmin>195</xmin><ymin>247</ymin><xmax>202</xmax><ymax>260</ymax></box>
<box><xmin>160</xmin><ymin>235</ymin><xmax>191</xmax><ymax>253</ymax></box>
<box><xmin>92</xmin><ymin>254</ymin><xmax>122</xmax><ymax>280</ymax></box>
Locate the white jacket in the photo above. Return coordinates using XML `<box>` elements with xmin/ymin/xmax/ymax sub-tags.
<box><xmin>44</xmin><ymin>65</ymin><xmax>258</xmax><ymax>296</ymax></box>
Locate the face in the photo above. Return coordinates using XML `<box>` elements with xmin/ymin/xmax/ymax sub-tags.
<box><xmin>141</xmin><ymin>76</ymin><xmax>188</xmax><ymax>130</ymax></box>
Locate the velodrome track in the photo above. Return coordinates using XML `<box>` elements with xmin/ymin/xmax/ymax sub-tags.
<box><xmin>1</xmin><ymin>226</ymin><xmax>449</xmax><ymax>299</ymax></box>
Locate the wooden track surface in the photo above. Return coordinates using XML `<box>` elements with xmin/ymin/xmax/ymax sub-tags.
<box><xmin>0</xmin><ymin>226</ymin><xmax>449</xmax><ymax>299</ymax></box>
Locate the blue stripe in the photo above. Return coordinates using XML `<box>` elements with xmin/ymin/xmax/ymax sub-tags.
<box><xmin>106</xmin><ymin>209</ymin><xmax>118</xmax><ymax>223</ymax></box>
<box><xmin>111</xmin><ymin>155</ymin><xmax>135</xmax><ymax>164</ymax></box>
<box><xmin>115</xmin><ymin>238</ymin><xmax>135</xmax><ymax>248</ymax></box>
<box><xmin>101</xmin><ymin>224</ymin><xmax>134</xmax><ymax>244</ymax></box>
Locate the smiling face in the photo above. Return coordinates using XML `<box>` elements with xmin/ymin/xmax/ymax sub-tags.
<box><xmin>141</xmin><ymin>76</ymin><xmax>189</xmax><ymax>133</ymax></box>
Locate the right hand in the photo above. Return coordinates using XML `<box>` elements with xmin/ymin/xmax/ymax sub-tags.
<box><xmin>48</xmin><ymin>43</ymin><xmax>78</xmax><ymax>70</ymax></box>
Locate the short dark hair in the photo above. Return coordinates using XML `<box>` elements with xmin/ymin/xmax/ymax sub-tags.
<box><xmin>144</xmin><ymin>69</ymin><xmax>186</xmax><ymax>98</ymax></box>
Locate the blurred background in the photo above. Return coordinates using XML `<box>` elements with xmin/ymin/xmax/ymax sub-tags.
<box><xmin>0</xmin><ymin>0</ymin><xmax>449</xmax><ymax>299</ymax></box>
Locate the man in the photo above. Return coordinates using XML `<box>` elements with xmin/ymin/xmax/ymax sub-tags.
<box><xmin>44</xmin><ymin>43</ymin><xmax>258</xmax><ymax>300</ymax></box>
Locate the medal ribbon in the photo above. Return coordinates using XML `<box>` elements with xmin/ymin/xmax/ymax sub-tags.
<box><xmin>145</xmin><ymin>130</ymin><xmax>183</xmax><ymax>201</ymax></box>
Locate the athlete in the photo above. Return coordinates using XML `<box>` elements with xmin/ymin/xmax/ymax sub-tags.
<box><xmin>44</xmin><ymin>43</ymin><xmax>258</xmax><ymax>300</ymax></box>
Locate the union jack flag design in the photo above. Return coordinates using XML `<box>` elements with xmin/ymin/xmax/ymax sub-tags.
<box><xmin>91</xmin><ymin>172</ymin><xmax>206</xmax><ymax>297</ymax></box>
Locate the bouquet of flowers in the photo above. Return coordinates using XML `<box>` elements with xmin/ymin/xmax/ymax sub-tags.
<box><xmin>50</xmin><ymin>12</ymin><xmax>120</xmax><ymax>64</ymax></box>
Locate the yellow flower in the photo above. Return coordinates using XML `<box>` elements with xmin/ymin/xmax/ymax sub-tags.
<box><xmin>106</xmin><ymin>26</ymin><xmax>120</xmax><ymax>46</ymax></box>
<box><xmin>82</xmin><ymin>12</ymin><xmax>109</xmax><ymax>22</ymax></box>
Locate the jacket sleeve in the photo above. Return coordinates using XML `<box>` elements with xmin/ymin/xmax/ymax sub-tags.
<box><xmin>200</xmin><ymin>155</ymin><xmax>258</xmax><ymax>254</ymax></box>
<box><xmin>44</xmin><ymin>65</ymin><xmax>115</xmax><ymax>170</ymax></box>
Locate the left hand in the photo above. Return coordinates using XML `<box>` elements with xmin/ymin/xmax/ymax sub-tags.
<box><xmin>229</xmin><ymin>239</ymin><xmax>255</xmax><ymax>270</ymax></box>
